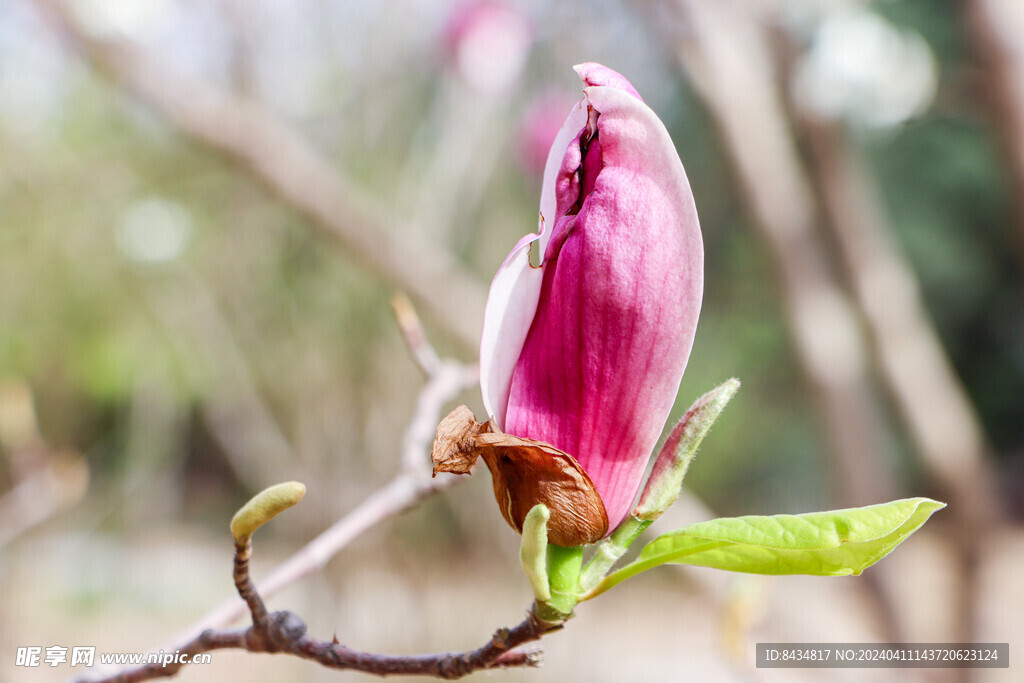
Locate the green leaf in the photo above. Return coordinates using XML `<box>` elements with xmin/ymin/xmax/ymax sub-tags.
<box><xmin>586</xmin><ymin>498</ymin><xmax>944</xmax><ymax>599</ymax></box>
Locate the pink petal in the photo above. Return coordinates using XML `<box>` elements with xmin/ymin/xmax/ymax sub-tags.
<box><xmin>505</xmin><ymin>71</ymin><xmax>703</xmax><ymax>531</ymax></box>
<box><xmin>538</xmin><ymin>101</ymin><xmax>588</xmax><ymax>258</ymax></box>
<box><xmin>480</xmin><ymin>98</ymin><xmax>589</xmax><ymax>426</ymax></box>
<box><xmin>574</xmin><ymin>62</ymin><xmax>643</xmax><ymax>101</ymax></box>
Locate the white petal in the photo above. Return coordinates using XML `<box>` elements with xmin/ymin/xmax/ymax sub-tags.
<box><xmin>480</xmin><ymin>78</ymin><xmax>590</xmax><ymax>427</ymax></box>
<box><xmin>537</xmin><ymin>100</ymin><xmax>588</xmax><ymax>259</ymax></box>
<box><xmin>479</xmin><ymin>232</ymin><xmax>544</xmax><ymax>428</ymax></box>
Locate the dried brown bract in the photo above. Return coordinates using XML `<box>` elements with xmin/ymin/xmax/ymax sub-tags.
<box><xmin>430</xmin><ymin>404</ymin><xmax>481</xmax><ymax>475</ymax></box>
<box><xmin>431</xmin><ymin>406</ymin><xmax>608</xmax><ymax>546</ymax></box>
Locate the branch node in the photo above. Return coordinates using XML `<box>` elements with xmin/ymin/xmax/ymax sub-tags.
<box><xmin>197</xmin><ymin>629</ymin><xmax>217</xmax><ymax>649</ymax></box>
<box><xmin>267</xmin><ymin>610</ymin><xmax>308</xmax><ymax>650</ymax></box>
<box><xmin>491</xmin><ymin>626</ymin><xmax>511</xmax><ymax>647</ymax></box>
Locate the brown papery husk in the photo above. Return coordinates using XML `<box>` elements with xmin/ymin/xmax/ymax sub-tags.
<box><xmin>431</xmin><ymin>406</ymin><xmax>608</xmax><ymax>546</ymax></box>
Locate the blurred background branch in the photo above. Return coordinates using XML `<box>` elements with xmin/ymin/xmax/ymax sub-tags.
<box><xmin>29</xmin><ymin>0</ymin><xmax>487</xmax><ymax>351</ymax></box>
<box><xmin>647</xmin><ymin>0</ymin><xmax>1011</xmax><ymax>656</ymax></box>
<box><xmin>0</xmin><ymin>380</ymin><xmax>89</xmax><ymax>549</ymax></box>
<box><xmin>91</xmin><ymin>304</ymin><xmax>478</xmax><ymax>680</ymax></box>
<box><xmin>142</xmin><ymin>263</ymin><xmax>301</xmax><ymax>491</ymax></box>
<box><xmin>1</xmin><ymin>0</ymin><xmax>1021</xmax><ymax>680</ymax></box>
<box><xmin>651</xmin><ymin>0</ymin><xmax>896</xmax><ymax>511</ymax></box>
<box><xmin>964</xmin><ymin>0</ymin><xmax>1024</xmax><ymax>255</ymax></box>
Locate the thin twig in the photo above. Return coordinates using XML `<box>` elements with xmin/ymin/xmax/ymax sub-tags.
<box><xmin>232</xmin><ymin>541</ymin><xmax>268</xmax><ymax>626</ymax></box>
<box><xmin>89</xmin><ymin>628</ymin><xmax>250</xmax><ymax>682</ymax></box>
<box><xmin>87</xmin><ymin>490</ymin><xmax>549</xmax><ymax>682</ymax></box>
<box><xmin>85</xmin><ymin>298</ymin><xmax>478</xmax><ymax>681</ymax></box>
<box><xmin>391</xmin><ymin>292</ymin><xmax>443</xmax><ymax>378</ymax></box>
<box><xmin>287</xmin><ymin>612</ymin><xmax>549</xmax><ymax>679</ymax></box>
<box><xmin>91</xmin><ymin>606</ymin><xmax>545</xmax><ymax>682</ymax></box>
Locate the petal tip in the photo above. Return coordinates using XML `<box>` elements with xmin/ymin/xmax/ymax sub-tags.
<box><xmin>572</xmin><ymin>62</ymin><xmax>643</xmax><ymax>101</ymax></box>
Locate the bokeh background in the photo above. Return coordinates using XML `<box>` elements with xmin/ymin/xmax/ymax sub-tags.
<box><xmin>1</xmin><ymin>0</ymin><xmax>1021</xmax><ymax>681</ymax></box>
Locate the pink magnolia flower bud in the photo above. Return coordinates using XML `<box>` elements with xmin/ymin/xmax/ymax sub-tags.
<box><xmin>480</xmin><ymin>63</ymin><xmax>704</xmax><ymax>535</ymax></box>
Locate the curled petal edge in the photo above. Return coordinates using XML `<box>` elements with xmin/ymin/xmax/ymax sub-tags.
<box><xmin>480</xmin><ymin>232</ymin><xmax>543</xmax><ymax>428</ymax></box>
<box><xmin>481</xmin><ymin>98</ymin><xmax>588</xmax><ymax>427</ymax></box>
<box><xmin>538</xmin><ymin>99</ymin><xmax>588</xmax><ymax>258</ymax></box>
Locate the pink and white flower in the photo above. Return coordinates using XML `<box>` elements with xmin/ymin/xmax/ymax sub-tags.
<box><xmin>480</xmin><ymin>63</ymin><xmax>704</xmax><ymax>533</ymax></box>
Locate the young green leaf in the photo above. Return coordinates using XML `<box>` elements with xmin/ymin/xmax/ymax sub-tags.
<box><xmin>585</xmin><ymin>498</ymin><xmax>944</xmax><ymax>599</ymax></box>
<box><xmin>633</xmin><ymin>378</ymin><xmax>740</xmax><ymax>521</ymax></box>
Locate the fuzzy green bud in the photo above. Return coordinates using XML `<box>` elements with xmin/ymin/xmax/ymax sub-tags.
<box><xmin>230</xmin><ymin>481</ymin><xmax>307</xmax><ymax>545</ymax></box>
<box><xmin>633</xmin><ymin>379</ymin><xmax>739</xmax><ymax>521</ymax></box>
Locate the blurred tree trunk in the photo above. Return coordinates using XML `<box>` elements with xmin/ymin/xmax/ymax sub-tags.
<box><xmin>964</xmin><ymin>0</ymin><xmax>1024</xmax><ymax>260</ymax></box>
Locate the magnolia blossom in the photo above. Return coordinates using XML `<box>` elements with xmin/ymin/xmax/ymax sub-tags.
<box><xmin>480</xmin><ymin>63</ymin><xmax>703</xmax><ymax>534</ymax></box>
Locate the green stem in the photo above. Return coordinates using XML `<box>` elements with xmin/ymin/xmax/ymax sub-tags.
<box><xmin>541</xmin><ymin>543</ymin><xmax>584</xmax><ymax>617</ymax></box>
<box><xmin>582</xmin><ymin>540</ymin><xmax>730</xmax><ymax>601</ymax></box>
<box><xmin>578</xmin><ymin>515</ymin><xmax>652</xmax><ymax>594</ymax></box>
